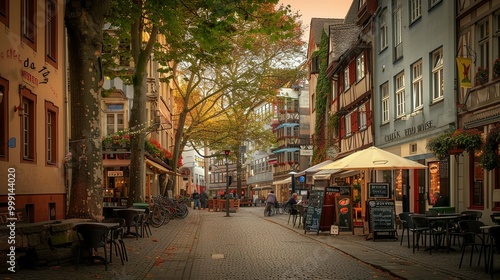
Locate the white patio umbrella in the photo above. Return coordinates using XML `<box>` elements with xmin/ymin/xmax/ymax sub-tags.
<box><xmin>318</xmin><ymin>146</ymin><xmax>427</xmax><ymax>171</ymax></box>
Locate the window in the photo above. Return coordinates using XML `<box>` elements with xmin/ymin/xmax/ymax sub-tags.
<box><xmin>21</xmin><ymin>87</ymin><xmax>37</xmax><ymax>162</ymax></box>
<box><xmin>358</xmin><ymin>104</ymin><xmax>367</xmax><ymax>130</ymax></box>
<box><xmin>22</xmin><ymin>0</ymin><xmax>36</xmax><ymax>50</ymax></box>
<box><xmin>45</xmin><ymin>102</ymin><xmax>58</xmax><ymax>165</ymax></box>
<box><xmin>470</xmin><ymin>147</ymin><xmax>485</xmax><ymax>208</ymax></box>
<box><xmin>0</xmin><ymin>0</ymin><xmax>9</xmax><ymax>27</ymax></box>
<box><xmin>412</xmin><ymin>60</ymin><xmax>423</xmax><ymax>110</ymax></box>
<box><xmin>394</xmin><ymin>0</ymin><xmax>403</xmax><ymax>60</ymax></box>
<box><xmin>410</xmin><ymin>0</ymin><xmax>421</xmax><ymax>23</ymax></box>
<box><xmin>46</xmin><ymin>0</ymin><xmax>57</xmax><ymax>67</ymax></box>
<box><xmin>496</xmin><ymin>12</ymin><xmax>500</xmax><ymax>60</ymax></box>
<box><xmin>395</xmin><ymin>72</ymin><xmax>405</xmax><ymax>118</ymax></box>
<box><xmin>432</xmin><ymin>48</ymin><xmax>444</xmax><ymax>100</ymax></box>
<box><xmin>345</xmin><ymin>112</ymin><xmax>352</xmax><ymax>136</ymax></box>
<box><xmin>344</xmin><ymin>67</ymin><xmax>349</xmax><ymax>89</ymax></box>
<box><xmin>477</xmin><ymin>20</ymin><xmax>490</xmax><ymax>72</ymax></box>
<box><xmin>379</xmin><ymin>9</ymin><xmax>388</xmax><ymax>51</ymax></box>
<box><xmin>105</xmin><ymin>104</ymin><xmax>124</xmax><ymax>135</ymax></box>
<box><xmin>429</xmin><ymin>0</ymin><xmax>442</xmax><ymax>9</ymax></box>
<box><xmin>356</xmin><ymin>54</ymin><xmax>365</xmax><ymax>81</ymax></box>
<box><xmin>381</xmin><ymin>82</ymin><xmax>389</xmax><ymax>123</ymax></box>
<box><xmin>0</xmin><ymin>78</ymin><xmax>8</xmax><ymax>161</ymax></box>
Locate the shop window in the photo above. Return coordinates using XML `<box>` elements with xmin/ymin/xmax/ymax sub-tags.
<box><xmin>469</xmin><ymin>151</ymin><xmax>485</xmax><ymax>208</ymax></box>
<box><xmin>428</xmin><ymin>159</ymin><xmax>449</xmax><ymax>205</ymax></box>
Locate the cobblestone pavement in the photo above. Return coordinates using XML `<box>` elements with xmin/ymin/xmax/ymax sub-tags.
<box><xmin>3</xmin><ymin>206</ymin><xmax>499</xmax><ymax>280</ymax></box>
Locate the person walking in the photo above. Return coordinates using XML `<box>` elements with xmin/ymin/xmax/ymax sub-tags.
<box><xmin>192</xmin><ymin>190</ymin><xmax>201</xmax><ymax>210</ymax></box>
<box><xmin>265</xmin><ymin>191</ymin><xmax>277</xmax><ymax>216</ymax></box>
<box><xmin>200</xmin><ymin>190</ymin><xmax>208</xmax><ymax>210</ymax></box>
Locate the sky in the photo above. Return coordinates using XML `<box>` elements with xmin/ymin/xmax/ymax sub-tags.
<box><xmin>279</xmin><ymin>0</ymin><xmax>353</xmax><ymax>40</ymax></box>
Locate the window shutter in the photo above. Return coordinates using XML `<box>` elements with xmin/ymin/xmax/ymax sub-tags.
<box><xmin>349</xmin><ymin>62</ymin><xmax>356</xmax><ymax>85</ymax></box>
<box><xmin>351</xmin><ymin>111</ymin><xmax>358</xmax><ymax>133</ymax></box>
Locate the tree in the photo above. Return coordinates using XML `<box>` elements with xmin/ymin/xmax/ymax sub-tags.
<box><xmin>164</xmin><ymin>3</ymin><xmax>304</xmax><ymax>195</ymax></box>
<box><xmin>65</xmin><ymin>0</ymin><xmax>111</xmax><ymax>219</ymax></box>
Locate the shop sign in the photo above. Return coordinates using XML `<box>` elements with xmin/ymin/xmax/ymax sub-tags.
<box><xmin>108</xmin><ymin>170</ymin><xmax>123</xmax><ymax>177</ymax></box>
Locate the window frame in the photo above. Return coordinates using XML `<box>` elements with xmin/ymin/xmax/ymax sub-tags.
<box><xmin>345</xmin><ymin>112</ymin><xmax>352</xmax><ymax>137</ymax></box>
<box><xmin>412</xmin><ymin>60</ymin><xmax>423</xmax><ymax>110</ymax></box>
<box><xmin>381</xmin><ymin>82</ymin><xmax>389</xmax><ymax>124</ymax></box>
<box><xmin>45</xmin><ymin>101</ymin><xmax>58</xmax><ymax>165</ymax></box>
<box><xmin>394</xmin><ymin>0</ymin><xmax>403</xmax><ymax>60</ymax></box>
<box><xmin>356</xmin><ymin>54</ymin><xmax>365</xmax><ymax>82</ymax></box>
<box><xmin>21</xmin><ymin>0</ymin><xmax>37</xmax><ymax>51</ymax></box>
<box><xmin>358</xmin><ymin>103</ymin><xmax>367</xmax><ymax>131</ymax></box>
<box><xmin>344</xmin><ymin>67</ymin><xmax>350</xmax><ymax>90</ymax></box>
<box><xmin>20</xmin><ymin>87</ymin><xmax>37</xmax><ymax>163</ymax></box>
<box><xmin>410</xmin><ymin>0</ymin><xmax>421</xmax><ymax>23</ymax></box>
<box><xmin>395</xmin><ymin>72</ymin><xmax>405</xmax><ymax>118</ymax></box>
<box><xmin>432</xmin><ymin>48</ymin><xmax>444</xmax><ymax>101</ymax></box>
<box><xmin>105</xmin><ymin>103</ymin><xmax>125</xmax><ymax>135</ymax></box>
<box><xmin>477</xmin><ymin>19</ymin><xmax>490</xmax><ymax>72</ymax></box>
<box><xmin>0</xmin><ymin>0</ymin><xmax>9</xmax><ymax>27</ymax></box>
<box><xmin>45</xmin><ymin>0</ymin><xmax>58</xmax><ymax>68</ymax></box>
<box><xmin>379</xmin><ymin>9</ymin><xmax>388</xmax><ymax>52</ymax></box>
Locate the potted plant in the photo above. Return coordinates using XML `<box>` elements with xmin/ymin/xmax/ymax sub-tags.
<box><xmin>494</xmin><ymin>58</ymin><xmax>500</xmax><ymax>78</ymax></box>
<box><xmin>481</xmin><ymin>124</ymin><xmax>500</xmax><ymax>171</ymax></box>
<box><xmin>427</xmin><ymin>128</ymin><xmax>483</xmax><ymax>159</ymax></box>
<box><xmin>475</xmin><ymin>66</ymin><xmax>489</xmax><ymax>85</ymax></box>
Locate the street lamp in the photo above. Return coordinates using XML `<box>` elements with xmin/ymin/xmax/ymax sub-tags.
<box><xmin>289</xmin><ymin>171</ymin><xmax>297</xmax><ymax>194</ymax></box>
<box><xmin>224</xmin><ymin>150</ymin><xmax>231</xmax><ymax>217</ymax></box>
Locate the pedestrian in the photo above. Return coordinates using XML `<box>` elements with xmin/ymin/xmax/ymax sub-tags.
<box><xmin>200</xmin><ymin>190</ymin><xmax>208</xmax><ymax>210</ymax></box>
<box><xmin>265</xmin><ymin>191</ymin><xmax>277</xmax><ymax>216</ymax></box>
<box><xmin>192</xmin><ymin>190</ymin><xmax>201</xmax><ymax>210</ymax></box>
<box><xmin>287</xmin><ymin>193</ymin><xmax>299</xmax><ymax>215</ymax></box>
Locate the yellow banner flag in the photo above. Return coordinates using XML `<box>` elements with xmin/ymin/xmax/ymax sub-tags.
<box><xmin>456</xmin><ymin>57</ymin><xmax>472</xmax><ymax>88</ymax></box>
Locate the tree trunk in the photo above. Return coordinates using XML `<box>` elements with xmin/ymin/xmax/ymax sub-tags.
<box><xmin>65</xmin><ymin>1</ymin><xmax>110</xmax><ymax>220</ymax></box>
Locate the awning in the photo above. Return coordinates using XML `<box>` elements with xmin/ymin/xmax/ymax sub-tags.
<box><xmin>272</xmin><ymin>177</ymin><xmax>291</xmax><ymax>185</ymax></box>
<box><xmin>313</xmin><ymin>169</ymin><xmax>341</xmax><ymax>180</ymax></box>
<box><xmin>275</xmin><ymin>123</ymin><xmax>299</xmax><ymax>130</ymax></box>
<box><xmin>298</xmin><ymin>160</ymin><xmax>334</xmax><ymax>176</ymax></box>
<box><xmin>103</xmin><ymin>159</ymin><xmax>130</xmax><ymax>167</ymax></box>
<box><xmin>273</xmin><ymin>147</ymin><xmax>300</xmax><ymax>154</ymax></box>
<box><xmin>146</xmin><ymin>158</ymin><xmax>170</xmax><ymax>174</ymax></box>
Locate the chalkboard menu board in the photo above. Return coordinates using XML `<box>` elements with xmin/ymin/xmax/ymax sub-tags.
<box><xmin>304</xmin><ymin>189</ymin><xmax>325</xmax><ymax>234</ymax></box>
<box><xmin>367</xmin><ymin>200</ymin><xmax>396</xmax><ymax>240</ymax></box>
<box><xmin>336</xmin><ymin>196</ymin><xmax>352</xmax><ymax>231</ymax></box>
<box><xmin>368</xmin><ymin>183</ymin><xmax>391</xmax><ymax>199</ymax></box>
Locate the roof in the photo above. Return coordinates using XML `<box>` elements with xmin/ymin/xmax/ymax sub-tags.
<box><xmin>329</xmin><ymin>23</ymin><xmax>361</xmax><ymax>62</ymax></box>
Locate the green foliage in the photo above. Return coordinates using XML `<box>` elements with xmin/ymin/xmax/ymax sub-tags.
<box><xmin>482</xmin><ymin>125</ymin><xmax>500</xmax><ymax>171</ymax></box>
<box><xmin>427</xmin><ymin>128</ymin><xmax>483</xmax><ymax>159</ymax></box>
<box><xmin>312</xmin><ymin>30</ymin><xmax>330</xmax><ymax>164</ymax></box>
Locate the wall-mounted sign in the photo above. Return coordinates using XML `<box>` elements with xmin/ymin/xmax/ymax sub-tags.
<box><xmin>108</xmin><ymin>170</ymin><xmax>124</xmax><ymax>177</ymax></box>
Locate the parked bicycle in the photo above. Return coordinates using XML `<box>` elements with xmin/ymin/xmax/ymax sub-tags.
<box><xmin>150</xmin><ymin>195</ymin><xmax>189</xmax><ymax>227</ymax></box>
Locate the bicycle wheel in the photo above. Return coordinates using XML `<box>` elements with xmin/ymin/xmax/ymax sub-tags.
<box><xmin>150</xmin><ymin>204</ymin><xmax>167</xmax><ymax>228</ymax></box>
<box><xmin>174</xmin><ymin>204</ymin><xmax>189</xmax><ymax>219</ymax></box>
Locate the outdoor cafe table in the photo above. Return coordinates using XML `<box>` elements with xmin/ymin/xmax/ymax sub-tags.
<box><xmin>425</xmin><ymin>215</ymin><xmax>461</xmax><ymax>253</ymax></box>
<box><xmin>113</xmin><ymin>208</ymin><xmax>146</xmax><ymax>237</ymax></box>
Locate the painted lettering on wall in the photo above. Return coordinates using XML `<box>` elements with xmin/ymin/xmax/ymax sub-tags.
<box><xmin>0</xmin><ymin>48</ymin><xmax>22</xmax><ymax>63</ymax></box>
<box><xmin>0</xmin><ymin>48</ymin><xmax>52</xmax><ymax>85</ymax></box>
<box><xmin>385</xmin><ymin>120</ymin><xmax>434</xmax><ymax>143</ymax></box>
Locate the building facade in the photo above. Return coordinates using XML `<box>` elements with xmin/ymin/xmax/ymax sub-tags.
<box><xmin>0</xmin><ymin>0</ymin><xmax>67</xmax><ymax>222</ymax></box>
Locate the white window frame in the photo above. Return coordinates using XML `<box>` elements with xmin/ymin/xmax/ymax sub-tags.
<box><xmin>432</xmin><ymin>48</ymin><xmax>444</xmax><ymax>101</ymax></box>
<box><xmin>358</xmin><ymin>104</ymin><xmax>367</xmax><ymax>130</ymax></box>
<box><xmin>412</xmin><ymin>60</ymin><xmax>423</xmax><ymax>110</ymax></box>
<box><xmin>344</xmin><ymin>67</ymin><xmax>350</xmax><ymax>89</ymax></box>
<box><xmin>379</xmin><ymin>9</ymin><xmax>388</xmax><ymax>51</ymax></box>
<box><xmin>410</xmin><ymin>0</ymin><xmax>421</xmax><ymax>23</ymax></box>
<box><xmin>477</xmin><ymin>20</ymin><xmax>490</xmax><ymax>71</ymax></box>
<box><xmin>381</xmin><ymin>83</ymin><xmax>389</xmax><ymax>123</ymax></box>
<box><xmin>345</xmin><ymin>112</ymin><xmax>352</xmax><ymax>136</ymax></box>
<box><xmin>395</xmin><ymin>73</ymin><xmax>405</xmax><ymax>118</ymax></box>
<box><xmin>356</xmin><ymin>54</ymin><xmax>365</xmax><ymax>81</ymax></box>
<box><xmin>106</xmin><ymin>104</ymin><xmax>125</xmax><ymax>135</ymax></box>
<box><xmin>394</xmin><ymin>0</ymin><xmax>403</xmax><ymax>60</ymax></box>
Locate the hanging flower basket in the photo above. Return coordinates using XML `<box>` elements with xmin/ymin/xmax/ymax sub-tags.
<box><xmin>474</xmin><ymin>66</ymin><xmax>489</xmax><ymax>85</ymax></box>
<box><xmin>481</xmin><ymin>124</ymin><xmax>500</xmax><ymax>171</ymax></box>
<box><xmin>427</xmin><ymin>128</ymin><xmax>483</xmax><ymax>159</ymax></box>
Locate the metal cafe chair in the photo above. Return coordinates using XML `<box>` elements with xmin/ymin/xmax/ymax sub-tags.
<box><xmin>74</xmin><ymin>224</ymin><xmax>110</xmax><ymax>271</ymax></box>
<box><xmin>102</xmin><ymin>218</ymin><xmax>127</xmax><ymax>264</ymax></box>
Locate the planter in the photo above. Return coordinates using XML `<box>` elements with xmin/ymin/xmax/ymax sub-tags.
<box><xmin>448</xmin><ymin>148</ymin><xmax>464</xmax><ymax>155</ymax></box>
<box><xmin>475</xmin><ymin>77</ymin><xmax>488</xmax><ymax>86</ymax></box>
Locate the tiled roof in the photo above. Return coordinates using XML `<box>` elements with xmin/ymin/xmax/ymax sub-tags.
<box><xmin>309</xmin><ymin>18</ymin><xmax>342</xmax><ymax>48</ymax></box>
<box><xmin>344</xmin><ymin>0</ymin><xmax>360</xmax><ymax>24</ymax></box>
<box><xmin>329</xmin><ymin>23</ymin><xmax>360</xmax><ymax>62</ymax></box>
